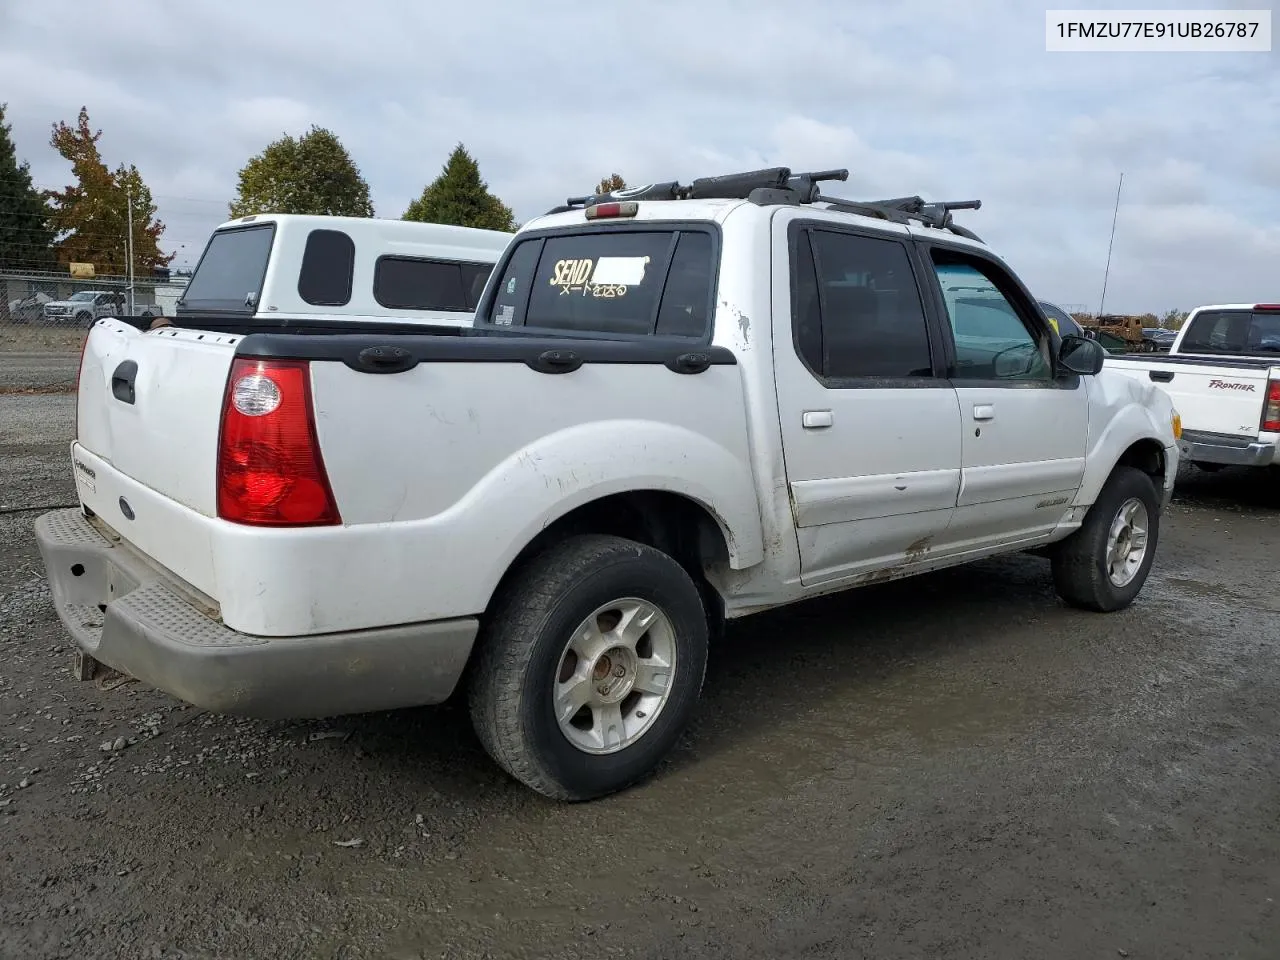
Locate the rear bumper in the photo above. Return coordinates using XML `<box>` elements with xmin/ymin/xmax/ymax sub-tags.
<box><xmin>34</xmin><ymin>508</ymin><xmax>478</xmax><ymax>719</ymax></box>
<box><xmin>1178</xmin><ymin>430</ymin><xmax>1277</xmax><ymax>468</ymax></box>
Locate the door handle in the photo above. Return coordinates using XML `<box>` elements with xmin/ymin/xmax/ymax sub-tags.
<box><xmin>1149</xmin><ymin>370</ymin><xmax>1174</xmax><ymax>383</ymax></box>
<box><xmin>111</xmin><ymin>360</ymin><xmax>138</xmax><ymax>405</ymax></box>
<box><xmin>972</xmin><ymin>404</ymin><xmax>994</xmax><ymax>421</ymax></box>
<box><xmin>802</xmin><ymin>410</ymin><xmax>833</xmax><ymax>429</ymax></box>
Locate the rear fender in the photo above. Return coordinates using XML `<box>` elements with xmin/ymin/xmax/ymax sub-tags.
<box><xmin>453</xmin><ymin>420</ymin><xmax>764</xmax><ymax>600</ymax></box>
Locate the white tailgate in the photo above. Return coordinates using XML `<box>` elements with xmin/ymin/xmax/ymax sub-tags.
<box><xmin>1106</xmin><ymin>357</ymin><xmax>1272</xmax><ymax>438</ymax></box>
<box><xmin>73</xmin><ymin>321</ymin><xmax>242</xmax><ymax>599</ymax></box>
<box><xmin>76</xmin><ymin>321</ymin><xmax>241</xmax><ymax>514</ymax></box>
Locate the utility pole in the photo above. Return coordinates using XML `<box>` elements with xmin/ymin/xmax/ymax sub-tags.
<box><xmin>125</xmin><ymin>188</ymin><xmax>136</xmax><ymax>316</ymax></box>
<box><xmin>1097</xmin><ymin>172</ymin><xmax>1123</xmax><ymax>318</ymax></box>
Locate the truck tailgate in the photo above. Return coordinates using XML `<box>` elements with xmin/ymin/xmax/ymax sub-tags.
<box><xmin>73</xmin><ymin>320</ymin><xmax>240</xmax><ymax>596</ymax></box>
<box><xmin>1104</xmin><ymin>355</ymin><xmax>1277</xmax><ymax>437</ymax></box>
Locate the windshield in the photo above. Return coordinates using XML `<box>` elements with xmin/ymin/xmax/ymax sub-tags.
<box><xmin>179</xmin><ymin>224</ymin><xmax>275</xmax><ymax>314</ymax></box>
<box><xmin>68</xmin><ymin>291</ymin><xmax>97</xmax><ymax>301</ymax></box>
<box><xmin>484</xmin><ymin>227</ymin><xmax>716</xmax><ymax>338</ymax></box>
<box><xmin>1179</xmin><ymin>309</ymin><xmax>1280</xmax><ymax>355</ymax></box>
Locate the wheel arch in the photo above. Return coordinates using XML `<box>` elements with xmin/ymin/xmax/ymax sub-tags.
<box><xmin>1115</xmin><ymin>437</ymin><xmax>1167</xmax><ymax>486</ymax></box>
<box><xmin>485</xmin><ymin>489</ymin><xmax>732</xmax><ymax>625</ymax></box>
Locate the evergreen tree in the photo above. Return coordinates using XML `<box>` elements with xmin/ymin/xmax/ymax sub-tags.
<box><xmin>46</xmin><ymin>106</ymin><xmax>172</xmax><ymax>273</ymax></box>
<box><xmin>403</xmin><ymin>144</ymin><xmax>516</xmax><ymax>231</ymax></box>
<box><xmin>0</xmin><ymin>103</ymin><xmax>55</xmax><ymax>271</ymax></box>
<box><xmin>229</xmin><ymin>126</ymin><xmax>374</xmax><ymax>218</ymax></box>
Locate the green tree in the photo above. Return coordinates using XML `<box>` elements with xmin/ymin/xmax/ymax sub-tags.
<box><xmin>229</xmin><ymin>126</ymin><xmax>374</xmax><ymax>219</ymax></box>
<box><xmin>403</xmin><ymin>143</ymin><xmax>516</xmax><ymax>231</ymax></box>
<box><xmin>1160</xmin><ymin>308</ymin><xmax>1189</xmax><ymax>329</ymax></box>
<box><xmin>595</xmin><ymin>173</ymin><xmax>627</xmax><ymax>195</ymax></box>
<box><xmin>45</xmin><ymin>106</ymin><xmax>172</xmax><ymax>274</ymax></box>
<box><xmin>0</xmin><ymin>103</ymin><xmax>55</xmax><ymax>271</ymax></box>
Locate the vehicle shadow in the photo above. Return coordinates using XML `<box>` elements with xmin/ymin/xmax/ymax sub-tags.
<box><xmin>668</xmin><ymin>552</ymin><xmax>1067</xmax><ymax>771</ymax></box>
<box><xmin>334</xmin><ymin>550</ymin><xmax>1070</xmax><ymax>802</ymax></box>
<box><xmin>1170</xmin><ymin>462</ymin><xmax>1280</xmax><ymax>512</ymax></box>
<box><xmin>212</xmin><ymin>466</ymin><xmax>1269</xmax><ymax>806</ymax></box>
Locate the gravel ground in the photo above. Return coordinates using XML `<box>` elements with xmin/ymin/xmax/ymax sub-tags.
<box><xmin>0</xmin><ymin>326</ymin><xmax>86</xmax><ymax>357</ymax></box>
<box><xmin>2</xmin><ymin>397</ymin><xmax>1279</xmax><ymax>960</ymax></box>
<box><xmin>0</xmin><ymin>351</ymin><xmax>80</xmax><ymax>395</ymax></box>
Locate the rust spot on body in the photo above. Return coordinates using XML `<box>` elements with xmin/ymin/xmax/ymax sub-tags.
<box><xmin>904</xmin><ymin>535</ymin><xmax>932</xmax><ymax>563</ymax></box>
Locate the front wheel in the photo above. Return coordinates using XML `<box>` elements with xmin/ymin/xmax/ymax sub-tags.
<box><xmin>1051</xmin><ymin>466</ymin><xmax>1161</xmax><ymax>612</ymax></box>
<box><xmin>468</xmin><ymin>534</ymin><xmax>710</xmax><ymax>801</ymax></box>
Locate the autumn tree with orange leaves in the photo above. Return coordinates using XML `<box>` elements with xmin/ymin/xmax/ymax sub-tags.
<box><xmin>594</xmin><ymin>173</ymin><xmax>627</xmax><ymax>195</ymax></box>
<box><xmin>45</xmin><ymin>107</ymin><xmax>172</xmax><ymax>274</ymax></box>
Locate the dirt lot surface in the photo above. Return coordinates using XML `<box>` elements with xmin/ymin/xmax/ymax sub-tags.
<box><xmin>2</xmin><ymin>391</ymin><xmax>1279</xmax><ymax>960</ymax></box>
<box><xmin>0</xmin><ymin>327</ymin><xmax>85</xmax><ymax>357</ymax></box>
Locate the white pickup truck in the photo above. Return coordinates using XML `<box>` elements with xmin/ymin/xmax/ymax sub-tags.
<box><xmin>1104</xmin><ymin>304</ymin><xmax>1280</xmax><ymax>472</ymax></box>
<box><xmin>35</xmin><ymin>167</ymin><xmax>1181</xmax><ymax>801</ymax></box>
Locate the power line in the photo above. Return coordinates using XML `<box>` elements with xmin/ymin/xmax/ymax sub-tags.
<box><xmin>0</xmin><ymin>172</ymin><xmax>231</xmax><ymax>206</ymax></box>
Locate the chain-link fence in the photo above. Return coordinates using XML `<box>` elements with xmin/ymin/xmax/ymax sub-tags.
<box><xmin>2</xmin><ymin>270</ymin><xmax>187</xmax><ymax>354</ymax></box>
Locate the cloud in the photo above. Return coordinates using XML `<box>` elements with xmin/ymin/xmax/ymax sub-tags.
<box><xmin>0</xmin><ymin>0</ymin><xmax>1275</xmax><ymax>313</ymax></box>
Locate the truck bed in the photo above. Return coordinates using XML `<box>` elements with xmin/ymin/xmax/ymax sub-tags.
<box><xmin>66</xmin><ymin>319</ymin><xmax>760</xmax><ymax>638</ymax></box>
<box><xmin>1104</xmin><ymin>352</ymin><xmax>1277</xmax><ymax>435</ymax></box>
<box><xmin>1104</xmin><ymin>352</ymin><xmax>1280</xmax><ymax>465</ymax></box>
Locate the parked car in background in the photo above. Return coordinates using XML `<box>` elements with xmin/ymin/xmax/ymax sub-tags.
<box><xmin>42</xmin><ymin>290</ymin><xmax>131</xmax><ymax>326</ymax></box>
<box><xmin>1038</xmin><ymin>300</ymin><xmax>1089</xmax><ymax>340</ymax></box>
<box><xmin>1106</xmin><ymin>303</ymin><xmax>1280</xmax><ymax>474</ymax></box>
<box><xmin>6</xmin><ymin>291</ymin><xmax>52</xmax><ymax>323</ymax></box>
<box><xmin>172</xmin><ymin>214</ymin><xmax>514</xmax><ymax>332</ymax></box>
<box><xmin>1143</xmin><ymin>327</ymin><xmax>1177</xmax><ymax>351</ymax></box>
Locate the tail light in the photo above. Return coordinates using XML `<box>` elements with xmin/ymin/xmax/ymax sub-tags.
<box><xmin>216</xmin><ymin>358</ymin><xmax>341</xmax><ymax>526</ymax></box>
<box><xmin>1263</xmin><ymin>379</ymin><xmax>1280</xmax><ymax>434</ymax></box>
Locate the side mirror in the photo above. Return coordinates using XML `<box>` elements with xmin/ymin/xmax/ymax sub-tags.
<box><xmin>1058</xmin><ymin>334</ymin><xmax>1105</xmax><ymax>376</ymax></box>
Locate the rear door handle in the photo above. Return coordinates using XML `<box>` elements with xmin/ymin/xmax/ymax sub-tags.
<box><xmin>111</xmin><ymin>360</ymin><xmax>138</xmax><ymax>405</ymax></box>
<box><xmin>1149</xmin><ymin>370</ymin><xmax>1174</xmax><ymax>382</ymax></box>
<box><xmin>972</xmin><ymin>404</ymin><xmax>995</xmax><ymax>421</ymax></box>
<box><xmin>802</xmin><ymin>410</ymin><xmax>833</xmax><ymax>429</ymax></box>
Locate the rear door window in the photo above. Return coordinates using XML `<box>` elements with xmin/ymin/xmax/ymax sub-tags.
<box><xmin>485</xmin><ymin>228</ymin><xmax>715</xmax><ymax>337</ymax></box>
<box><xmin>179</xmin><ymin>224</ymin><xmax>275</xmax><ymax>314</ymax></box>
<box><xmin>1180</xmin><ymin>310</ymin><xmax>1280</xmax><ymax>354</ymax></box>
<box><xmin>792</xmin><ymin>228</ymin><xmax>935</xmax><ymax>379</ymax></box>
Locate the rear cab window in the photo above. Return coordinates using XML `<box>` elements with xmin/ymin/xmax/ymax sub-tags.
<box><xmin>483</xmin><ymin>226</ymin><xmax>716</xmax><ymax>338</ymax></box>
<box><xmin>1179</xmin><ymin>309</ymin><xmax>1280</xmax><ymax>355</ymax></box>
<box><xmin>178</xmin><ymin>224</ymin><xmax>275</xmax><ymax>314</ymax></box>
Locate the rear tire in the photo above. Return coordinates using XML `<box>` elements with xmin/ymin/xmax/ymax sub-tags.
<box><xmin>1051</xmin><ymin>466</ymin><xmax>1161</xmax><ymax>613</ymax></box>
<box><xmin>468</xmin><ymin>534</ymin><xmax>710</xmax><ymax>802</ymax></box>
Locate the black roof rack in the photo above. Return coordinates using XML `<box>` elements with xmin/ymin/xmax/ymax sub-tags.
<box><xmin>546</xmin><ymin>166</ymin><xmax>983</xmax><ymax>242</ymax></box>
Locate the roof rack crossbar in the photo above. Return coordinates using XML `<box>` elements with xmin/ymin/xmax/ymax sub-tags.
<box><xmin>814</xmin><ymin>194</ymin><xmax>984</xmax><ymax>241</ymax></box>
<box><xmin>544</xmin><ymin>166</ymin><xmax>982</xmax><ymax>241</ymax></box>
<box><xmin>549</xmin><ymin>167</ymin><xmax>851</xmax><ymax>214</ymax></box>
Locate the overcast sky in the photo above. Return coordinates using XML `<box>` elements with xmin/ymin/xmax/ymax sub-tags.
<box><xmin>1</xmin><ymin>0</ymin><xmax>1276</xmax><ymax>313</ymax></box>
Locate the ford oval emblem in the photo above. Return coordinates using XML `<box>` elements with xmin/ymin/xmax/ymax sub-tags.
<box><xmin>118</xmin><ymin>497</ymin><xmax>135</xmax><ymax>521</ymax></box>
